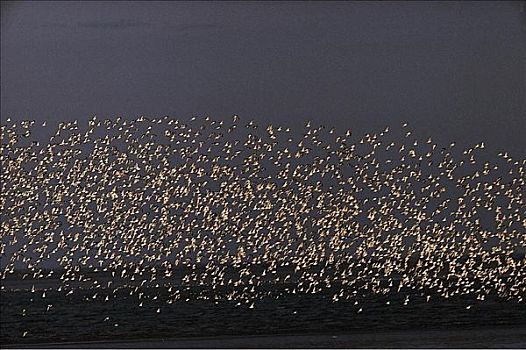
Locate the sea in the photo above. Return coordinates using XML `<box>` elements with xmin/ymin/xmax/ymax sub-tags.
<box><xmin>1</xmin><ymin>270</ymin><xmax>525</xmax><ymax>346</ymax></box>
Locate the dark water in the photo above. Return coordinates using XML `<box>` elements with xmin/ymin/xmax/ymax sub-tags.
<box><xmin>2</xmin><ymin>278</ymin><xmax>525</xmax><ymax>345</ymax></box>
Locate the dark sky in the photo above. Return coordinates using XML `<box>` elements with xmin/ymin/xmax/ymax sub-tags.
<box><xmin>1</xmin><ymin>1</ymin><xmax>525</xmax><ymax>156</ymax></box>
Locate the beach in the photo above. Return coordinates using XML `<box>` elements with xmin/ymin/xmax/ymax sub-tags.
<box><xmin>6</xmin><ymin>326</ymin><xmax>526</xmax><ymax>348</ymax></box>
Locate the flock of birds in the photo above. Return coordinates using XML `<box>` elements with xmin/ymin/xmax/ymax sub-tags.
<box><xmin>1</xmin><ymin>114</ymin><xmax>525</xmax><ymax>319</ymax></box>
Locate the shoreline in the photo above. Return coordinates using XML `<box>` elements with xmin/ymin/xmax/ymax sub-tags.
<box><xmin>5</xmin><ymin>325</ymin><xmax>526</xmax><ymax>348</ymax></box>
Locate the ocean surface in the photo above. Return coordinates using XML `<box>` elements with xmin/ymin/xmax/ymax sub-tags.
<box><xmin>2</xmin><ymin>271</ymin><xmax>525</xmax><ymax>345</ymax></box>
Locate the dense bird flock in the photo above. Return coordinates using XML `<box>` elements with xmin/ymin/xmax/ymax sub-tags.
<box><xmin>1</xmin><ymin>115</ymin><xmax>525</xmax><ymax>316</ymax></box>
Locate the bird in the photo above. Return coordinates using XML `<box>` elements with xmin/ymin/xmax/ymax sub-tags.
<box><xmin>0</xmin><ymin>114</ymin><xmax>524</xmax><ymax>336</ymax></box>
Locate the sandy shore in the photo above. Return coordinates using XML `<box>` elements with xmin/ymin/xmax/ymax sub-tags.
<box><xmin>5</xmin><ymin>326</ymin><xmax>526</xmax><ymax>348</ymax></box>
